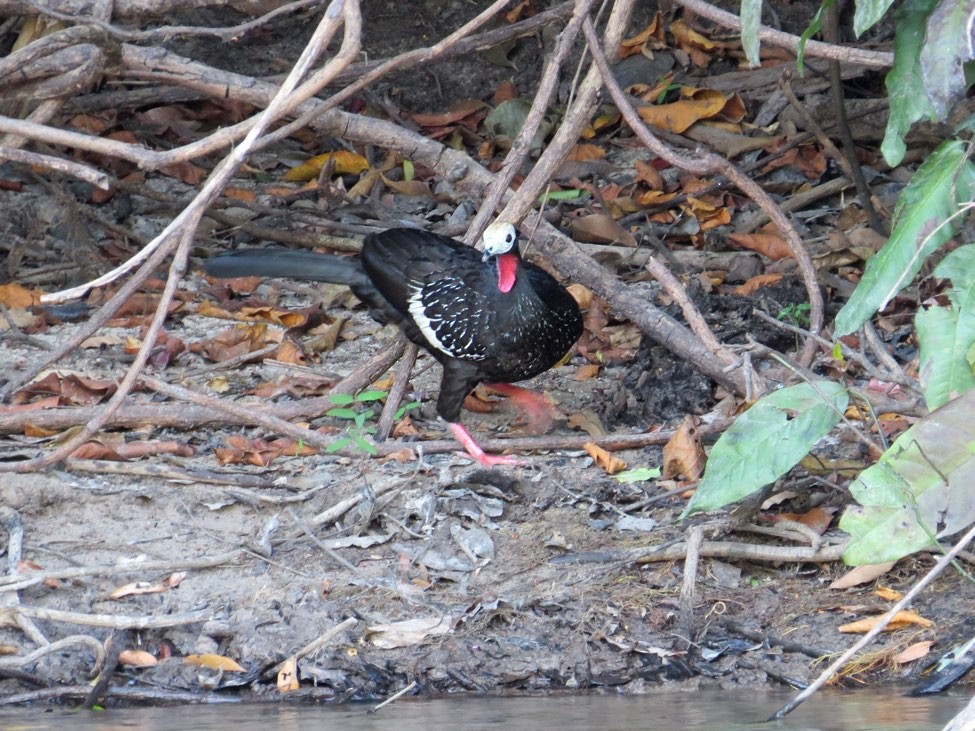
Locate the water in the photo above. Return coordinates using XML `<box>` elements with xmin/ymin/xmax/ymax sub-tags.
<box><xmin>0</xmin><ymin>689</ymin><xmax>968</xmax><ymax>730</ymax></box>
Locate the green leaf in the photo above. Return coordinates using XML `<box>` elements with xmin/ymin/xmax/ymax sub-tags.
<box><xmin>615</xmin><ymin>467</ymin><xmax>662</xmax><ymax>483</ymax></box>
<box><xmin>353</xmin><ymin>435</ymin><xmax>378</xmax><ymax>455</ymax></box>
<box><xmin>833</xmin><ymin>141</ymin><xmax>974</xmax><ymax>337</ymax></box>
<box><xmin>853</xmin><ymin>0</ymin><xmax>898</xmax><ymax>36</ymax></box>
<box><xmin>739</xmin><ymin>0</ymin><xmax>762</xmax><ymax>68</ymax></box>
<box><xmin>394</xmin><ymin>401</ymin><xmax>421</xmax><ymax>420</ymax></box>
<box><xmin>538</xmin><ymin>189</ymin><xmax>590</xmax><ymax>204</ymax></box>
<box><xmin>916</xmin><ymin>244</ymin><xmax>975</xmax><ymax>409</ymax></box>
<box><xmin>797</xmin><ymin>0</ymin><xmax>828</xmax><ymax>70</ymax></box>
<box><xmin>354</xmin><ymin>409</ymin><xmax>374</xmax><ymax>427</ymax></box>
<box><xmin>328</xmin><ymin>393</ymin><xmax>356</xmax><ymax>406</ymax></box>
<box><xmin>840</xmin><ymin>389</ymin><xmax>975</xmax><ymax>565</ymax></box>
<box><xmin>355</xmin><ymin>390</ymin><xmax>387</xmax><ymax>402</ymax></box>
<box><xmin>918</xmin><ymin>0</ymin><xmax>975</xmax><ymax>118</ymax></box>
<box><xmin>325</xmin><ymin>437</ymin><xmax>352</xmax><ymax>453</ymax></box>
<box><xmin>403</xmin><ymin>159</ymin><xmax>414</xmax><ymax>182</ymax></box>
<box><xmin>326</xmin><ymin>407</ymin><xmax>359</xmax><ymax>420</ymax></box>
<box><xmin>880</xmin><ymin>0</ymin><xmax>940</xmax><ymax>165</ymax></box>
<box><xmin>683</xmin><ymin>382</ymin><xmax>848</xmax><ymax>515</ymax></box>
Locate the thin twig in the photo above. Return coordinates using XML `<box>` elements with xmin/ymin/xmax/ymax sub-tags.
<box><xmin>771</xmin><ymin>522</ymin><xmax>975</xmax><ymax>719</ymax></box>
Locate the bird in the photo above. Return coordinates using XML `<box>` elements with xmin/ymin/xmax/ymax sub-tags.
<box><xmin>204</xmin><ymin>221</ymin><xmax>583</xmax><ymax>467</ymax></box>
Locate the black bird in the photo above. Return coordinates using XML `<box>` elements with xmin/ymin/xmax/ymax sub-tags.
<box><xmin>205</xmin><ymin>222</ymin><xmax>583</xmax><ymax>466</ymax></box>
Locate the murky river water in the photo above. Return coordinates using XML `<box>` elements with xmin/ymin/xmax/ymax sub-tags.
<box><xmin>0</xmin><ymin>688</ymin><xmax>969</xmax><ymax>730</ymax></box>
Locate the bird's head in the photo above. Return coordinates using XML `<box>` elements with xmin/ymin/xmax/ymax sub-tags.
<box><xmin>481</xmin><ymin>221</ymin><xmax>519</xmax><ymax>262</ymax></box>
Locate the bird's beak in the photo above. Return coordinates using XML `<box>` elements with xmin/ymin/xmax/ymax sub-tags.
<box><xmin>482</xmin><ymin>249</ymin><xmax>492</xmax><ymax>263</ymax></box>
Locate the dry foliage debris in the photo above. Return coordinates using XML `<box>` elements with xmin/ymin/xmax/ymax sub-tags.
<box><xmin>0</xmin><ymin>0</ymin><xmax>968</xmax><ymax>712</ymax></box>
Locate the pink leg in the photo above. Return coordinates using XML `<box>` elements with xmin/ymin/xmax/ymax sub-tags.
<box><xmin>484</xmin><ymin>382</ymin><xmax>559</xmax><ymax>435</ymax></box>
<box><xmin>448</xmin><ymin>422</ymin><xmax>527</xmax><ymax>467</ymax></box>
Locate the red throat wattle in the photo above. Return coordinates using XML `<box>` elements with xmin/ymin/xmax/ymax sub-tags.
<box><xmin>496</xmin><ymin>253</ymin><xmax>518</xmax><ymax>293</ymax></box>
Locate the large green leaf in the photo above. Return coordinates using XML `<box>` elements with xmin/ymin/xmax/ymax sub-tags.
<box><xmin>880</xmin><ymin>0</ymin><xmax>940</xmax><ymax>165</ymax></box>
<box><xmin>919</xmin><ymin>0</ymin><xmax>975</xmax><ymax>118</ymax></box>
<box><xmin>834</xmin><ymin>141</ymin><xmax>974</xmax><ymax>337</ymax></box>
<box><xmin>854</xmin><ymin>0</ymin><xmax>898</xmax><ymax>36</ymax></box>
<box><xmin>840</xmin><ymin>389</ymin><xmax>975</xmax><ymax>565</ymax></box>
<box><xmin>917</xmin><ymin>244</ymin><xmax>975</xmax><ymax>409</ymax></box>
<box><xmin>683</xmin><ymin>382</ymin><xmax>848</xmax><ymax>515</ymax></box>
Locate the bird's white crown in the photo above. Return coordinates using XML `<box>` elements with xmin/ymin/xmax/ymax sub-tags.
<box><xmin>481</xmin><ymin>221</ymin><xmax>519</xmax><ymax>257</ymax></box>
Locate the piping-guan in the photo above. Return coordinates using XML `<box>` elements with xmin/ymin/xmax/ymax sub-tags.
<box><xmin>205</xmin><ymin>222</ymin><xmax>583</xmax><ymax>466</ymax></box>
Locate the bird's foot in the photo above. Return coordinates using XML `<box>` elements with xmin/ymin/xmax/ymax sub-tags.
<box><xmin>448</xmin><ymin>422</ymin><xmax>526</xmax><ymax>468</ymax></box>
<box><xmin>483</xmin><ymin>383</ymin><xmax>559</xmax><ymax>435</ymax></box>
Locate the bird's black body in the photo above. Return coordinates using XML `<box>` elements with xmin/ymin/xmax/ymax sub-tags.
<box><xmin>205</xmin><ymin>225</ymin><xmax>583</xmax><ymax>462</ymax></box>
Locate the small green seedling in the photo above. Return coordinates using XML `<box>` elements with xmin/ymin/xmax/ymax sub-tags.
<box><xmin>325</xmin><ymin>390</ymin><xmax>420</xmax><ymax>456</ymax></box>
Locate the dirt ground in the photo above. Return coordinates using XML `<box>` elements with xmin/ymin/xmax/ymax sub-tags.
<box><xmin>1</xmin><ymin>0</ymin><xmax>972</xmax><ymax>708</ymax></box>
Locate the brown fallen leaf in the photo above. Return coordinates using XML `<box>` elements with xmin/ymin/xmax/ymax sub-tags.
<box><xmin>574</xmin><ymin>364</ymin><xmax>601</xmax><ymax>381</ymax></box>
<box><xmin>839</xmin><ymin>610</ymin><xmax>934</xmax><ymax>634</ymax></box>
<box><xmin>285</xmin><ymin>150</ymin><xmax>369</xmax><ymax>181</ymax></box>
<box><xmin>662</xmin><ymin>416</ymin><xmax>705</xmax><ymax>480</ymax></box>
<box><xmin>184</xmin><ymin>654</ymin><xmax>246</xmax><ymax>672</ymax></box>
<box><xmin>585</xmin><ymin>442</ymin><xmax>626</xmax><ymax>474</ymax></box>
<box><xmin>110</xmin><ymin>580</ymin><xmax>170</xmax><ymax>600</ymax></box>
<box><xmin>277</xmin><ymin>656</ymin><xmax>300</xmax><ymax>692</ymax></box>
<box><xmin>728</xmin><ymin>232</ymin><xmax>793</xmax><ymax>261</ymax></box>
<box><xmin>894</xmin><ymin>641</ymin><xmax>934</xmax><ymax>664</ymax></box>
<box><xmin>829</xmin><ymin>562</ymin><xmax>896</xmax><ymax>589</ymax></box>
<box><xmin>875</xmin><ymin>586</ymin><xmax>902</xmax><ymax>602</ymax></box>
<box><xmin>119</xmin><ymin>650</ymin><xmax>158</xmax><ymax>668</ymax></box>
<box><xmin>570</xmin><ymin>213</ymin><xmax>637</xmax><ymax>246</ymax></box>
<box><xmin>0</xmin><ymin>283</ymin><xmax>42</xmax><ymax>308</ymax></box>
<box><xmin>733</xmin><ymin>273</ymin><xmax>783</xmax><ymax>295</ymax></box>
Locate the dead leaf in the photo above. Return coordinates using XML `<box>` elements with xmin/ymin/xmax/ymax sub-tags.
<box><xmin>12</xmin><ymin>371</ymin><xmax>116</xmax><ymax>407</ymax></box>
<box><xmin>829</xmin><ymin>562</ymin><xmax>896</xmax><ymax>589</ymax></box>
<box><xmin>875</xmin><ymin>586</ymin><xmax>902</xmax><ymax>602</ymax></box>
<box><xmin>110</xmin><ymin>580</ymin><xmax>170</xmax><ymax>599</ymax></box>
<box><xmin>384</xmin><ymin>447</ymin><xmax>418</xmax><ymax>462</ymax></box>
<box><xmin>839</xmin><ymin>610</ymin><xmax>934</xmax><ymax>634</ymax></box>
<box><xmin>0</xmin><ymin>283</ymin><xmax>41</xmax><ymax>308</ymax></box>
<box><xmin>662</xmin><ymin>416</ymin><xmax>705</xmax><ymax>480</ymax></box>
<box><xmin>567</xmin><ymin>143</ymin><xmax>606</xmax><ymax>161</ymax></box>
<box><xmin>728</xmin><ymin>232</ymin><xmax>793</xmax><ymax>261</ymax></box>
<box><xmin>159</xmin><ymin>160</ymin><xmax>205</xmax><ymax>185</ymax></box>
<box><xmin>635</xmin><ymin>159</ymin><xmax>665</xmax><ymax>190</ymax></box>
<box><xmin>366</xmin><ymin>616</ymin><xmax>452</xmax><ymax>649</ymax></box>
<box><xmin>285</xmin><ymin>150</ymin><xmax>369</xmax><ymax>181</ymax></box>
<box><xmin>391</xmin><ymin>416</ymin><xmax>419</xmax><ymax>438</ymax></box>
<box><xmin>381</xmin><ymin>174</ymin><xmax>433</xmax><ymax>197</ymax></box>
<box><xmin>567</xmin><ymin>410</ymin><xmax>605</xmax><ymax>436</ymax></box>
<box><xmin>119</xmin><ymin>650</ymin><xmax>158</xmax><ymax>667</ymax></box>
<box><xmin>733</xmin><ymin>273</ymin><xmax>783</xmax><ymax>295</ymax></box>
<box><xmin>184</xmin><ymin>653</ymin><xmax>246</xmax><ymax>672</ymax></box>
<box><xmin>411</xmin><ymin>99</ymin><xmax>488</xmax><ymax>128</ymax></box>
<box><xmin>769</xmin><ymin>506</ymin><xmax>836</xmax><ymax>535</ymax></box>
<box><xmin>636</xmin><ymin>87</ymin><xmax>728</xmax><ymax>134</ymax></box>
<box><xmin>894</xmin><ymin>641</ymin><xmax>933</xmax><ymax>664</ymax></box>
<box><xmin>566</xmin><ymin>283</ymin><xmax>594</xmax><ymax>308</ymax></box>
<box><xmin>571</xmin><ymin>214</ymin><xmax>637</xmax><ymax>246</ymax></box>
<box><xmin>574</xmin><ymin>364</ymin><xmax>601</xmax><ymax>381</ymax></box>
<box><xmin>277</xmin><ymin>656</ymin><xmax>300</xmax><ymax>691</ymax></box>
<box><xmin>585</xmin><ymin>442</ymin><xmax>627</xmax><ymax>474</ymax></box>
<box><xmin>619</xmin><ymin>14</ymin><xmax>664</xmax><ymax>57</ymax></box>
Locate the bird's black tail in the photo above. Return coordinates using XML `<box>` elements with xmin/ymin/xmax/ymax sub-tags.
<box><xmin>204</xmin><ymin>249</ymin><xmax>370</xmax><ymax>289</ymax></box>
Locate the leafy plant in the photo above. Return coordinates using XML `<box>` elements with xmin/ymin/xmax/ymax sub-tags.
<box><xmin>683</xmin><ymin>382</ymin><xmax>849</xmax><ymax>516</ymax></box>
<box><xmin>776</xmin><ymin>302</ymin><xmax>811</xmax><ymax>328</ymax></box>
<box><xmin>324</xmin><ymin>390</ymin><xmax>420</xmax><ymax>456</ymax></box>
